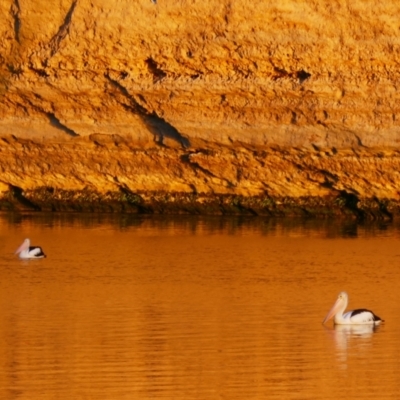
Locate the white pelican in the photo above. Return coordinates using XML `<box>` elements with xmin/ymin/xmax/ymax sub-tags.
<box><xmin>322</xmin><ymin>291</ymin><xmax>383</xmax><ymax>325</ymax></box>
<box><xmin>15</xmin><ymin>238</ymin><xmax>46</xmax><ymax>259</ymax></box>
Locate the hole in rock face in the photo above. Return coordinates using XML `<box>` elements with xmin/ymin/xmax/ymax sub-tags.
<box><xmin>145</xmin><ymin>58</ymin><xmax>167</xmax><ymax>81</ymax></box>
<box><xmin>297</xmin><ymin>70</ymin><xmax>311</xmax><ymax>83</ymax></box>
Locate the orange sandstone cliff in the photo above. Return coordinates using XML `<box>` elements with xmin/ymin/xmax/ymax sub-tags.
<box><xmin>1</xmin><ymin>0</ymin><xmax>400</xmax><ymax>217</ymax></box>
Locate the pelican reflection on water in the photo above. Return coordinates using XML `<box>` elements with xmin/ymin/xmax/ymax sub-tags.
<box><xmin>325</xmin><ymin>323</ymin><xmax>380</xmax><ymax>338</ymax></box>
<box><xmin>322</xmin><ymin>292</ymin><xmax>383</xmax><ymax>325</ymax></box>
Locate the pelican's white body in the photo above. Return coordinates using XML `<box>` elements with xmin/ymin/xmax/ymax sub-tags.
<box><xmin>323</xmin><ymin>292</ymin><xmax>383</xmax><ymax>325</ymax></box>
<box><xmin>15</xmin><ymin>238</ymin><xmax>46</xmax><ymax>259</ymax></box>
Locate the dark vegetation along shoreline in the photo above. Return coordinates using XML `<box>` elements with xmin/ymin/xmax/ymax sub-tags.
<box><xmin>0</xmin><ymin>186</ymin><xmax>397</xmax><ymax>220</ymax></box>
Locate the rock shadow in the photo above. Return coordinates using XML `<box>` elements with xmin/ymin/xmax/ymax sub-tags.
<box><xmin>105</xmin><ymin>73</ymin><xmax>190</xmax><ymax>148</ymax></box>
<box><xmin>143</xmin><ymin>114</ymin><xmax>190</xmax><ymax>148</ymax></box>
<box><xmin>47</xmin><ymin>113</ymin><xmax>79</xmax><ymax>136</ymax></box>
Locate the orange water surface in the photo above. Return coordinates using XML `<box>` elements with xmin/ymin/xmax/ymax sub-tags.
<box><xmin>0</xmin><ymin>214</ymin><xmax>399</xmax><ymax>399</ymax></box>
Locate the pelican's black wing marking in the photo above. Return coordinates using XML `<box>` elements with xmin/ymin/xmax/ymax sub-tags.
<box><xmin>351</xmin><ymin>308</ymin><xmax>382</xmax><ymax>322</ymax></box>
<box><xmin>29</xmin><ymin>246</ymin><xmax>46</xmax><ymax>258</ymax></box>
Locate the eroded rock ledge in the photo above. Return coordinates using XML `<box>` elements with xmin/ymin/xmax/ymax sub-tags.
<box><xmin>0</xmin><ymin>136</ymin><xmax>399</xmax><ymax>219</ymax></box>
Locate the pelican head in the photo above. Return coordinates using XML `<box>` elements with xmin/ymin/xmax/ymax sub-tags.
<box><xmin>15</xmin><ymin>238</ymin><xmax>30</xmax><ymax>255</ymax></box>
<box><xmin>322</xmin><ymin>291</ymin><xmax>349</xmax><ymax>324</ymax></box>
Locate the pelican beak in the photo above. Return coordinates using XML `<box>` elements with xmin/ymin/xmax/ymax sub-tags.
<box><xmin>322</xmin><ymin>297</ymin><xmax>343</xmax><ymax>324</ymax></box>
<box><xmin>15</xmin><ymin>240</ymin><xmax>28</xmax><ymax>255</ymax></box>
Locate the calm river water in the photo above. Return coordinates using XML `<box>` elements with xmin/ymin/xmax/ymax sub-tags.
<box><xmin>0</xmin><ymin>213</ymin><xmax>399</xmax><ymax>399</ymax></box>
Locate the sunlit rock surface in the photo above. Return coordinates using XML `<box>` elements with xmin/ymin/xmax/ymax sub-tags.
<box><xmin>1</xmin><ymin>1</ymin><xmax>400</xmax><ymax>217</ymax></box>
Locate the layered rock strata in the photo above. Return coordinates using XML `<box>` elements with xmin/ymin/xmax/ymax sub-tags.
<box><xmin>1</xmin><ymin>1</ymin><xmax>400</xmax><ymax>217</ymax></box>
